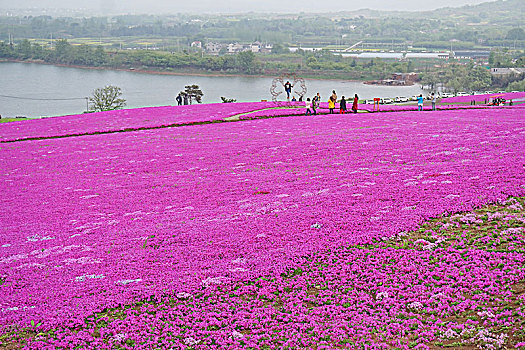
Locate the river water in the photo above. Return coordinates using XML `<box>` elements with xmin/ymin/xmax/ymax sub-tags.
<box><xmin>0</xmin><ymin>62</ymin><xmax>424</xmax><ymax>118</ymax></box>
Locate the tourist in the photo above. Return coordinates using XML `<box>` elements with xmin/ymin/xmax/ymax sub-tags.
<box><xmin>312</xmin><ymin>96</ymin><xmax>317</xmax><ymax>115</ymax></box>
<box><xmin>339</xmin><ymin>96</ymin><xmax>347</xmax><ymax>114</ymax></box>
<box><xmin>298</xmin><ymin>95</ymin><xmax>303</xmax><ymax>102</ymax></box>
<box><xmin>313</xmin><ymin>92</ymin><xmax>320</xmax><ymax>105</ymax></box>
<box><xmin>284</xmin><ymin>81</ymin><xmax>293</xmax><ymax>100</ymax></box>
<box><xmin>313</xmin><ymin>93</ymin><xmax>321</xmax><ymax>113</ymax></box>
<box><xmin>431</xmin><ymin>93</ymin><xmax>436</xmax><ymax>111</ymax></box>
<box><xmin>176</xmin><ymin>94</ymin><xmax>182</xmax><ymax>106</ymax></box>
<box><xmin>331</xmin><ymin>90</ymin><xmax>337</xmax><ymax>103</ymax></box>
<box><xmin>183</xmin><ymin>94</ymin><xmax>189</xmax><ymax>105</ymax></box>
<box><xmin>352</xmin><ymin>94</ymin><xmax>359</xmax><ymax>114</ymax></box>
<box><xmin>417</xmin><ymin>94</ymin><xmax>424</xmax><ymax>111</ymax></box>
<box><xmin>291</xmin><ymin>96</ymin><xmax>297</xmax><ymax>102</ymax></box>
<box><xmin>305</xmin><ymin>98</ymin><xmax>312</xmax><ymax>115</ymax></box>
<box><xmin>328</xmin><ymin>96</ymin><xmax>335</xmax><ymax>114</ymax></box>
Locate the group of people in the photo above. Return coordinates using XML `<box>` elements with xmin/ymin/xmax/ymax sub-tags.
<box><xmin>175</xmin><ymin>93</ymin><xmax>188</xmax><ymax>106</ymax></box>
<box><xmin>304</xmin><ymin>90</ymin><xmax>359</xmax><ymax>116</ymax></box>
<box><xmin>417</xmin><ymin>93</ymin><xmax>437</xmax><ymax>111</ymax></box>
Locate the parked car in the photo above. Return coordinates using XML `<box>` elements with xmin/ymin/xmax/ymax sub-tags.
<box><xmin>394</xmin><ymin>97</ymin><xmax>401</xmax><ymax>103</ymax></box>
<box><xmin>484</xmin><ymin>91</ymin><xmax>494</xmax><ymax>94</ymax></box>
<box><xmin>399</xmin><ymin>96</ymin><xmax>409</xmax><ymax>102</ymax></box>
<box><xmin>365</xmin><ymin>99</ymin><xmax>375</xmax><ymax>104</ymax></box>
<box><xmin>441</xmin><ymin>93</ymin><xmax>454</xmax><ymax>98</ymax></box>
<box><xmin>511</xmin><ymin>90</ymin><xmax>520</xmax><ymax>93</ymax></box>
<box><xmin>382</xmin><ymin>98</ymin><xmax>393</xmax><ymax>104</ymax></box>
<box><xmin>456</xmin><ymin>92</ymin><xmax>469</xmax><ymax>96</ymax></box>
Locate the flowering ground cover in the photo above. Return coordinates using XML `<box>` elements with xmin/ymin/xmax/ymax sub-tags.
<box><xmin>9</xmin><ymin>197</ymin><xmax>525</xmax><ymax>349</ymax></box>
<box><xmin>238</xmin><ymin>103</ymin><xmax>498</xmax><ymax>120</ymax></box>
<box><xmin>0</xmin><ymin>102</ymin><xmax>278</xmax><ymax>142</ymax></box>
<box><xmin>0</xmin><ymin>107</ymin><xmax>524</xmax><ymax>348</ymax></box>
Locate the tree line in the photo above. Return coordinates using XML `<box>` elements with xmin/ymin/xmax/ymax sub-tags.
<box><xmin>2</xmin><ymin>39</ymin><xmax>523</xmax><ymax>92</ymax></box>
<box><xmin>0</xmin><ymin>39</ymin><xmax>414</xmax><ymax>79</ymax></box>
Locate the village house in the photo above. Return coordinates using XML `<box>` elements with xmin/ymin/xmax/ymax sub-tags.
<box><xmin>490</xmin><ymin>67</ymin><xmax>525</xmax><ymax>76</ymax></box>
<box><xmin>190</xmin><ymin>41</ymin><xmax>202</xmax><ymax>49</ymax></box>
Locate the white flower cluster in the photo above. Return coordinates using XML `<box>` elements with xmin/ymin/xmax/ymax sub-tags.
<box><xmin>376</xmin><ymin>291</ymin><xmax>389</xmax><ymax>301</ymax></box>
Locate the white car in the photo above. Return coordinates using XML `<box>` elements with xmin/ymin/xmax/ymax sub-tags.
<box><xmin>399</xmin><ymin>96</ymin><xmax>409</xmax><ymax>102</ymax></box>
<box><xmin>484</xmin><ymin>91</ymin><xmax>494</xmax><ymax>94</ymax></box>
<box><xmin>456</xmin><ymin>92</ymin><xmax>469</xmax><ymax>96</ymax></box>
<box><xmin>441</xmin><ymin>93</ymin><xmax>454</xmax><ymax>98</ymax></box>
<box><xmin>365</xmin><ymin>99</ymin><xmax>375</xmax><ymax>104</ymax></box>
<box><xmin>382</xmin><ymin>98</ymin><xmax>393</xmax><ymax>104</ymax></box>
<box><xmin>511</xmin><ymin>91</ymin><xmax>520</xmax><ymax>93</ymax></box>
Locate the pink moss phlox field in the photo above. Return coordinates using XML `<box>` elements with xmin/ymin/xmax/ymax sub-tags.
<box><xmin>1</xmin><ymin>107</ymin><xmax>525</xmax><ymax>348</ymax></box>
<box><xmin>441</xmin><ymin>91</ymin><xmax>525</xmax><ymax>103</ymax></box>
<box><xmin>239</xmin><ymin>103</ymin><xmax>502</xmax><ymax>119</ymax></box>
<box><xmin>0</xmin><ymin>102</ymin><xmax>278</xmax><ymax>142</ymax></box>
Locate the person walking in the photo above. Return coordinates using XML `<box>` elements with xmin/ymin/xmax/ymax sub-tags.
<box><xmin>312</xmin><ymin>96</ymin><xmax>318</xmax><ymax>115</ymax></box>
<box><xmin>176</xmin><ymin>94</ymin><xmax>182</xmax><ymax>106</ymax></box>
<box><xmin>305</xmin><ymin>98</ymin><xmax>312</xmax><ymax>115</ymax></box>
<box><xmin>417</xmin><ymin>94</ymin><xmax>424</xmax><ymax>111</ymax></box>
<box><xmin>339</xmin><ymin>96</ymin><xmax>347</xmax><ymax>114</ymax></box>
<box><xmin>431</xmin><ymin>93</ymin><xmax>437</xmax><ymax>111</ymax></box>
<box><xmin>284</xmin><ymin>81</ymin><xmax>293</xmax><ymax>100</ymax></box>
<box><xmin>328</xmin><ymin>96</ymin><xmax>335</xmax><ymax>114</ymax></box>
<box><xmin>313</xmin><ymin>93</ymin><xmax>321</xmax><ymax>114</ymax></box>
<box><xmin>352</xmin><ymin>94</ymin><xmax>359</xmax><ymax>114</ymax></box>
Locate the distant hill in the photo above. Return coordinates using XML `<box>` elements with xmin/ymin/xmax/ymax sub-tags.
<box><xmin>426</xmin><ymin>0</ymin><xmax>525</xmax><ymax>24</ymax></box>
<box><xmin>336</xmin><ymin>0</ymin><xmax>524</xmax><ymax>24</ymax></box>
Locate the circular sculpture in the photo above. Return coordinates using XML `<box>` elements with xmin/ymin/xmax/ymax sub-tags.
<box><xmin>270</xmin><ymin>74</ymin><xmax>307</xmax><ymax>106</ymax></box>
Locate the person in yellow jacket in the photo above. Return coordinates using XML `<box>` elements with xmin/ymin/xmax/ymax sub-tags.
<box><xmin>328</xmin><ymin>96</ymin><xmax>335</xmax><ymax>114</ymax></box>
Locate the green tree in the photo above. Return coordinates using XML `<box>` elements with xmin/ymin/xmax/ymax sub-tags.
<box><xmin>89</xmin><ymin>85</ymin><xmax>126</xmax><ymax>112</ymax></box>
<box><xmin>181</xmin><ymin>84</ymin><xmax>204</xmax><ymax>104</ymax></box>
<box><xmin>464</xmin><ymin>65</ymin><xmax>491</xmax><ymax>91</ymax></box>
<box><xmin>507</xmin><ymin>77</ymin><xmax>525</xmax><ymax>92</ymax></box>
<box><xmin>53</xmin><ymin>39</ymin><xmax>72</xmax><ymax>63</ymax></box>
<box><xmin>221</xmin><ymin>97</ymin><xmax>237</xmax><ymax>103</ymax></box>
<box><xmin>236</xmin><ymin>51</ymin><xmax>256</xmax><ymax>73</ymax></box>
<box><xmin>506</xmin><ymin>28</ymin><xmax>525</xmax><ymax>40</ymax></box>
<box><xmin>17</xmin><ymin>39</ymin><xmax>32</xmax><ymax>59</ymax></box>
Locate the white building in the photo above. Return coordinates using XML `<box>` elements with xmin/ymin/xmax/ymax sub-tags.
<box><xmin>227</xmin><ymin>43</ymin><xmax>244</xmax><ymax>54</ymax></box>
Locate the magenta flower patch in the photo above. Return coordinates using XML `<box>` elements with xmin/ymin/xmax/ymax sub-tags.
<box><xmin>0</xmin><ymin>106</ymin><xmax>524</xmax><ymax>348</ymax></box>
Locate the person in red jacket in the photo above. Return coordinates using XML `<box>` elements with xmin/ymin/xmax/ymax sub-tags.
<box><xmin>352</xmin><ymin>94</ymin><xmax>359</xmax><ymax>113</ymax></box>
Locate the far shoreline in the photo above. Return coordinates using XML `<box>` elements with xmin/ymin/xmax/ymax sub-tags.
<box><xmin>0</xmin><ymin>58</ymin><xmax>369</xmax><ymax>83</ymax></box>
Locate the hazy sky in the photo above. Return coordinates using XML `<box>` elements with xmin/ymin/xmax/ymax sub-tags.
<box><xmin>0</xmin><ymin>0</ymin><xmax>494</xmax><ymax>13</ymax></box>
